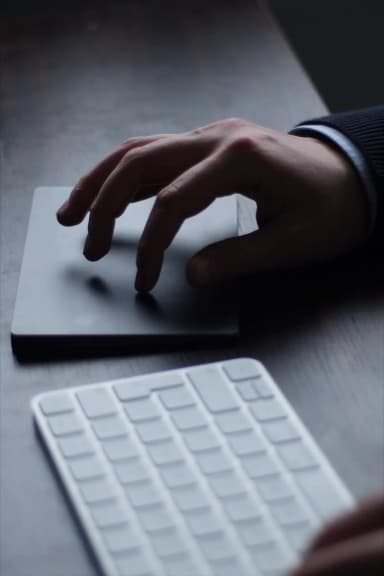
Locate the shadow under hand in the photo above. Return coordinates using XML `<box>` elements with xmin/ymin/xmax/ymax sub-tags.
<box><xmin>86</xmin><ymin>276</ymin><xmax>112</xmax><ymax>296</ymax></box>
<box><xmin>239</xmin><ymin>247</ymin><xmax>384</xmax><ymax>342</ymax></box>
<box><xmin>135</xmin><ymin>292</ymin><xmax>163</xmax><ymax>318</ymax></box>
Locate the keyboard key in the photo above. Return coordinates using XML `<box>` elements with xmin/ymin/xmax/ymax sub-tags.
<box><xmin>211</xmin><ymin>558</ymin><xmax>244</xmax><ymax>576</ymax></box>
<box><xmin>270</xmin><ymin>497</ymin><xmax>309</xmax><ymax>526</ymax></box>
<box><xmin>152</xmin><ymin>528</ymin><xmax>187</xmax><ymax>557</ymax></box>
<box><xmin>172</xmin><ymin>485</ymin><xmax>209</xmax><ymax>512</ymax></box>
<box><xmin>252</xmin><ymin>377</ymin><xmax>274</xmax><ymax>399</ymax></box>
<box><xmin>196</xmin><ymin>449</ymin><xmax>232</xmax><ymax>475</ymax></box>
<box><xmin>137</xmin><ymin>504</ymin><xmax>175</xmax><ymax>532</ymax></box>
<box><xmin>235</xmin><ymin>381</ymin><xmax>259</xmax><ymax>402</ymax></box>
<box><xmin>199</xmin><ymin>533</ymin><xmax>235</xmax><ymax>561</ymax></box>
<box><xmin>256</xmin><ymin>475</ymin><xmax>294</xmax><ymax>502</ymax></box>
<box><xmin>125</xmin><ymin>399</ymin><xmax>160</xmax><ymax>422</ymax></box>
<box><xmin>115</xmin><ymin>460</ymin><xmax>150</xmax><ymax>485</ymax></box>
<box><xmin>58</xmin><ymin>434</ymin><xmax>94</xmax><ymax>458</ymax></box>
<box><xmin>237</xmin><ymin>518</ymin><xmax>275</xmax><ymax>547</ymax></box>
<box><xmin>149</xmin><ymin>373</ymin><xmax>184</xmax><ymax>391</ymax></box>
<box><xmin>171</xmin><ymin>407</ymin><xmax>207</xmax><ymax>431</ymax></box>
<box><xmin>115</xmin><ymin>551</ymin><xmax>152</xmax><ymax>576</ymax></box>
<box><xmin>48</xmin><ymin>413</ymin><xmax>83</xmax><ymax>436</ymax></box>
<box><xmin>188</xmin><ymin>366</ymin><xmax>239</xmax><ymax>413</ymax></box>
<box><xmin>208</xmin><ymin>471</ymin><xmax>246</xmax><ymax>499</ymax></box>
<box><xmin>160</xmin><ymin>463</ymin><xmax>196</xmax><ymax>489</ymax></box>
<box><xmin>262</xmin><ymin>419</ymin><xmax>301</xmax><ymax>444</ymax></box>
<box><xmin>224</xmin><ymin>495</ymin><xmax>261</xmax><ymax>522</ymax></box>
<box><xmin>76</xmin><ymin>388</ymin><xmax>117</xmax><ymax>419</ymax></box>
<box><xmin>114</xmin><ymin>378</ymin><xmax>150</xmax><ymax>401</ymax></box>
<box><xmin>147</xmin><ymin>441</ymin><xmax>184</xmax><ymax>466</ymax></box>
<box><xmin>228</xmin><ymin>430</ymin><xmax>265</xmax><ymax>456</ymax></box>
<box><xmin>223</xmin><ymin>358</ymin><xmax>263</xmax><ymax>381</ymax></box>
<box><xmin>295</xmin><ymin>468</ymin><xmax>350</xmax><ymax>519</ymax></box>
<box><xmin>126</xmin><ymin>482</ymin><xmax>162</xmax><ymax>509</ymax></box>
<box><xmin>80</xmin><ymin>478</ymin><xmax>115</xmax><ymax>504</ymax></box>
<box><xmin>92</xmin><ymin>416</ymin><xmax>127</xmax><ymax>440</ymax></box>
<box><xmin>159</xmin><ymin>386</ymin><xmax>196</xmax><ymax>410</ymax></box>
<box><xmin>251</xmin><ymin>542</ymin><xmax>292</xmax><ymax>574</ymax></box>
<box><xmin>91</xmin><ymin>502</ymin><xmax>128</xmax><ymax>528</ymax></box>
<box><xmin>276</xmin><ymin>441</ymin><xmax>318</xmax><ymax>471</ymax></box>
<box><xmin>136</xmin><ymin>419</ymin><xmax>172</xmax><ymax>444</ymax></box>
<box><xmin>242</xmin><ymin>452</ymin><xmax>279</xmax><ymax>479</ymax></box>
<box><xmin>186</xmin><ymin>509</ymin><xmax>222</xmax><ymax>536</ymax></box>
<box><xmin>70</xmin><ymin>456</ymin><xmax>105</xmax><ymax>481</ymax></box>
<box><xmin>103</xmin><ymin>525</ymin><xmax>140</xmax><ymax>553</ymax></box>
<box><xmin>215</xmin><ymin>410</ymin><xmax>253</xmax><ymax>434</ymax></box>
<box><xmin>103</xmin><ymin>437</ymin><xmax>137</xmax><ymax>462</ymax></box>
<box><xmin>283</xmin><ymin>521</ymin><xmax>314</xmax><ymax>553</ymax></box>
<box><xmin>161</xmin><ymin>554</ymin><xmax>198</xmax><ymax>576</ymax></box>
<box><xmin>251</xmin><ymin>399</ymin><xmax>286</xmax><ymax>422</ymax></box>
<box><xmin>184</xmin><ymin>428</ymin><xmax>221</xmax><ymax>452</ymax></box>
<box><xmin>39</xmin><ymin>393</ymin><xmax>74</xmax><ymax>415</ymax></box>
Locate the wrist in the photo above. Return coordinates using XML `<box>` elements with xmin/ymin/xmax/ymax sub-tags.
<box><xmin>295</xmin><ymin>133</ymin><xmax>368</xmax><ymax>251</ymax></box>
<box><xmin>291</xmin><ymin>123</ymin><xmax>377</xmax><ymax>239</ymax></box>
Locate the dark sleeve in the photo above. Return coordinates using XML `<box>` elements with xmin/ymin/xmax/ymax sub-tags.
<box><xmin>296</xmin><ymin>105</ymin><xmax>384</xmax><ymax>246</ymax></box>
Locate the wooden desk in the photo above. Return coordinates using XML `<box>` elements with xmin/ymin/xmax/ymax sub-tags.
<box><xmin>1</xmin><ymin>2</ymin><xmax>383</xmax><ymax>575</ymax></box>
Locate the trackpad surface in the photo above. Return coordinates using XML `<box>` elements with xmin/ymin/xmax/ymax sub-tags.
<box><xmin>12</xmin><ymin>187</ymin><xmax>239</xmax><ymax>355</ymax></box>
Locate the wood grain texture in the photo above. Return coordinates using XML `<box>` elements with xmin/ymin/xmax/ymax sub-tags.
<box><xmin>1</xmin><ymin>2</ymin><xmax>383</xmax><ymax>575</ymax></box>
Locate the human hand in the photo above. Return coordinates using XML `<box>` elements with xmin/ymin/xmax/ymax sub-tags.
<box><xmin>57</xmin><ymin>118</ymin><xmax>366</xmax><ymax>292</ymax></box>
<box><xmin>289</xmin><ymin>493</ymin><xmax>384</xmax><ymax>576</ymax></box>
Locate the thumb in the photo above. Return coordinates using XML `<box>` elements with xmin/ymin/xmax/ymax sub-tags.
<box><xmin>186</xmin><ymin>221</ymin><xmax>290</xmax><ymax>287</ymax></box>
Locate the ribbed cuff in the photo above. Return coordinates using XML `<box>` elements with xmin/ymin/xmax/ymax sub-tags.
<box><xmin>290</xmin><ymin>123</ymin><xmax>377</xmax><ymax>237</ymax></box>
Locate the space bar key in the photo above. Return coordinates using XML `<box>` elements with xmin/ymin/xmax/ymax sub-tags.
<box><xmin>188</xmin><ymin>366</ymin><xmax>239</xmax><ymax>413</ymax></box>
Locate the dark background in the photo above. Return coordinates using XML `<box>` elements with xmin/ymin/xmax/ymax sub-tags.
<box><xmin>269</xmin><ymin>0</ymin><xmax>384</xmax><ymax>112</ymax></box>
<box><xmin>2</xmin><ymin>0</ymin><xmax>383</xmax><ymax>113</ymax></box>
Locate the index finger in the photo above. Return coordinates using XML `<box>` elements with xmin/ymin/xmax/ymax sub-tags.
<box><xmin>57</xmin><ymin>133</ymin><xmax>173</xmax><ymax>226</ymax></box>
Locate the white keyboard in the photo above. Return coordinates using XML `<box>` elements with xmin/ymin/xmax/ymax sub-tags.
<box><xmin>32</xmin><ymin>358</ymin><xmax>354</xmax><ymax>576</ymax></box>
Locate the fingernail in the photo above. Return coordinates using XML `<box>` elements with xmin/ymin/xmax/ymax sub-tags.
<box><xmin>187</xmin><ymin>256</ymin><xmax>211</xmax><ymax>286</ymax></box>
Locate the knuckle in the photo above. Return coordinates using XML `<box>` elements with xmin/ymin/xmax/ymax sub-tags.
<box><xmin>120</xmin><ymin>148</ymin><xmax>143</xmax><ymax>167</ymax></box>
<box><xmin>88</xmin><ymin>204</ymin><xmax>104</xmax><ymax>223</ymax></box>
<box><xmin>225</xmin><ymin>129</ymin><xmax>277</xmax><ymax>159</ymax></box>
<box><xmin>225</xmin><ymin>133</ymin><xmax>258</xmax><ymax>157</ymax></box>
<box><xmin>223</xmin><ymin>116</ymin><xmax>248</xmax><ymax>128</ymax></box>
<box><xmin>155</xmin><ymin>186</ymin><xmax>178</xmax><ymax>211</ymax></box>
<box><xmin>121</xmin><ymin>136</ymin><xmax>140</xmax><ymax>146</ymax></box>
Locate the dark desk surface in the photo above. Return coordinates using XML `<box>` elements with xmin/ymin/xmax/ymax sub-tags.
<box><xmin>1</xmin><ymin>2</ymin><xmax>383</xmax><ymax>575</ymax></box>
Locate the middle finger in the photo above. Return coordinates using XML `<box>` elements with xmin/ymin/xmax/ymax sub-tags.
<box><xmin>84</xmin><ymin>135</ymin><xmax>210</xmax><ymax>260</ymax></box>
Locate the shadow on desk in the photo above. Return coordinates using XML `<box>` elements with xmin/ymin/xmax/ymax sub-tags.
<box><xmin>14</xmin><ymin>248</ymin><xmax>384</xmax><ymax>364</ymax></box>
<box><xmin>241</xmin><ymin>247</ymin><xmax>384</xmax><ymax>334</ymax></box>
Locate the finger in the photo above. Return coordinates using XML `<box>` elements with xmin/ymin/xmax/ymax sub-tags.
<box><xmin>134</xmin><ymin>149</ymin><xmax>239</xmax><ymax>291</ymax></box>
<box><xmin>185</xmin><ymin>214</ymin><xmax>308</xmax><ymax>287</ymax></box>
<box><xmin>307</xmin><ymin>494</ymin><xmax>384</xmax><ymax>552</ymax></box>
<box><xmin>289</xmin><ymin>529</ymin><xmax>384</xmax><ymax>576</ymax></box>
<box><xmin>84</xmin><ymin>135</ymin><xmax>208</xmax><ymax>261</ymax></box>
<box><xmin>56</xmin><ymin>134</ymin><xmax>173</xmax><ymax>226</ymax></box>
<box><xmin>186</xmin><ymin>192</ymin><xmax>357</xmax><ymax>285</ymax></box>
